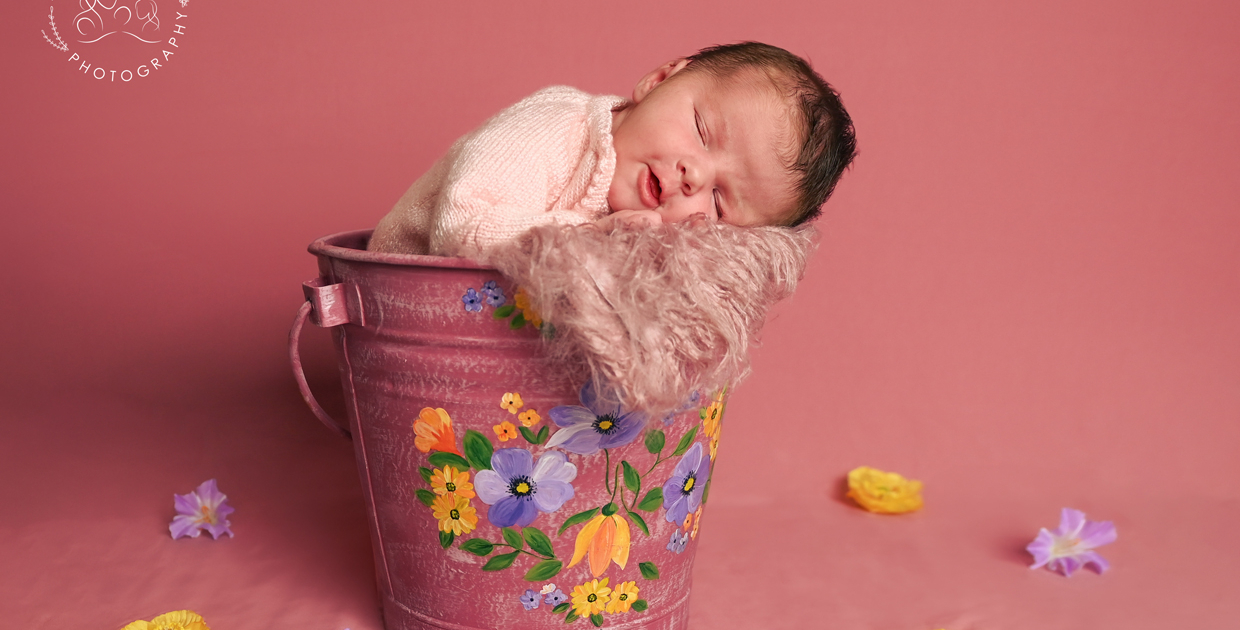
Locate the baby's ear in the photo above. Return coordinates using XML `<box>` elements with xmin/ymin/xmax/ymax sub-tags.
<box><xmin>633</xmin><ymin>58</ymin><xmax>692</xmax><ymax>102</ymax></box>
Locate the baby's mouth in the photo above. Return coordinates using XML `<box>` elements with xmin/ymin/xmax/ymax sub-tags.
<box><xmin>645</xmin><ymin>168</ymin><xmax>662</xmax><ymax>207</ymax></box>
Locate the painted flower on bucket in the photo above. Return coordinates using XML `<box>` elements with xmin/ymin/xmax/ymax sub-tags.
<box><xmin>606</xmin><ymin>581</ymin><xmax>640</xmax><ymax>614</ymax></box>
<box><xmin>413</xmin><ymin>407</ymin><xmax>461</xmax><ymax>455</ymax></box>
<box><xmin>518</xmin><ymin>409</ymin><xmax>542</xmax><ymax>427</ymax></box>
<box><xmin>121</xmin><ymin>610</ymin><xmax>210</xmax><ymax>630</ymax></box>
<box><xmin>1027</xmin><ymin>508</ymin><xmax>1117</xmax><ymax>576</ymax></box>
<box><xmin>543</xmin><ymin>587</ymin><xmax>568</xmax><ymax>606</ymax></box>
<box><xmin>493</xmin><ymin>420</ymin><xmax>518</xmax><ymax>442</ymax></box>
<box><xmin>482</xmin><ymin>280</ymin><xmax>506</xmax><ymax>307</ymax></box>
<box><xmin>569</xmin><ymin>511</ymin><xmax>631</xmax><ymax>577</ymax></box>
<box><xmin>431</xmin><ymin>493</ymin><xmax>478</xmax><ymax>535</ymax></box>
<box><xmin>462</xmin><ymin>288</ymin><xmax>483</xmax><ymax>312</ymax></box>
<box><xmin>662</xmin><ymin>442</ymin><xmax>707</xmax><ymax>525</ymax></box>
<box><xmin>846</xmin><ymin>466</ymin><xmax>924</xmax><ymax>514</ymax></box>
<box><xmin>430</xmin><ymin>465</ymin><xmax>475</xmax><ymax>499</ymax></box>
<box><xmin>501</xmin><ymin>392</ymin><xmax>524</xmax><ymax>414</ymax></box>
<box><xmin>170</xmin><ymin>479</ymin><xmax>234</xmax><ymax>540</ymax></box>
<box><xmin>520</xmin><ymin>588</ymin><xmax>540</xmax><ymax>610</ymax></box>
<box><xmin>666</xmin><ymin>529</ymin><xmax>687</xmax><ymax>554</ymax></box>
<box><xmin>547</xmin><ymin>380</ymin><xmax>647</xmax><ymax>455</ymax></box>
<box><xmin>571</xmin><ymin>578</ymin><xmax>612</xmax><ymax>617</ymax></box>
<box><xmin>475</xmin><ymin>448</ymin><xmax>577</xmax><ymax>527</ymax></box>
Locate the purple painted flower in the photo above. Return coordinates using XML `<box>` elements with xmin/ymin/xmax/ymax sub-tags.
<box><xmin>1027</xmin><ymin>508</ymin><xmax>1117</xmax><ymax>576</ymax></box>
<box><xmin>462</xmin><ymin>288</ymin><xmax>483</xmax><ymax>312</ymax></box>
<box><xmin>662</xmin><ymin>442</ymin><xmax>707</xmax><ymax>525</ymax></box>
<box><xmin>475</xmin><ymin>448</ymin><xmax>577</xmax><ymax>528</ymax></box>
<box><xmin>546</xmin><ymin>380</ymin><xmax>647</xmax><ymax>455</ymax></box>
<box><xmin>543</xmin><ymin>588</ymin><xmax>568</xmax><ymax>606</ymax></box>
<box><xmin>666</xmin><ymin>529</ymin><xmax>687</xmax><ymax>554</ymax></box>
<box><xmin>520</xmin><ymin>589</ymin><xmax>540</xmax><ymax>610</ymax></box>
<box><xmin>482</xmin><ymin>280</ymin><xmax>506</xmax><ymax>307</ymax></box>
<box><xmin>170</xmin><ymin>479</ymin><xmax>234</xmax><ymax>540</ymax></box>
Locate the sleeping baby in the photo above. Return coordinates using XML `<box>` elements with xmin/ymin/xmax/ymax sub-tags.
<box><xmin>368</xmin><ymin>41</ymin><xmax>856</xmax><ymax>257</ymax></box>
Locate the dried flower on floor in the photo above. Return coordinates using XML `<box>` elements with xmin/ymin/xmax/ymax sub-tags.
<box><xmin>170</xmin><ymin>479</ymin><xmax>234</xmax><ymax>540</ymax></box>
<box><xmin>1027</xmin><ymin>507</ymin><xmax>1117</xmax><ymax>576</ymax></box>
<box><xmin>122</xmin><ymin>610</ymin><xmax>210</xmax><ymax>630</ymax></box>
<box><xmin>845</xmin><ymin>466</ymin><xmax>924</xmax><ymax>514</ymax></box>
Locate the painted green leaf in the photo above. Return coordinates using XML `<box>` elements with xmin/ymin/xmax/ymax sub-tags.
<box><xmin>565</xmin><ymin>610</ymin><xmax>579</xmax><ymax>623</ymax></box>
<box><xmin>645</xmin><ymin>429</ymin><xmax>666</xmax><ymax>454</ymax></box>
<box><xmin>702</xmin><ymin>479</ymin><xmax>711</xmax><ymax>505</ymax></box>
<box><xmin>502</xmin><ymin>527</ymin><xmax>524</xmax><ymax>551</ymax></box>
<box><xmin>428</xmin><ymin>451</ymin><xmax>472</xmax><ymax>471</ymax></box>
<box><xmin>510</xmin><ymin>312</ymin><xmax>526</xmax><ymax>329</ymax></box>
<box><xmin>637</xmin><ymin>488</ymin><xmax>663</xmax><ymax>511</ymax></box>
<box><xmin>626</xmin><ymin>510</ymin><xmax>650</xmax><ymax>536</ymax></box>
<box><xmin>590</xmin><ymin>613</ymin><xmax>604</xmax><ymax>627</ymax></box>
<box><xmin>439</xmin><ymin>530</ymin><xmax>455</xmax><ymax>549</ymax></box>
<box><xmin>672</xmin><ymin>426</ymin><xmax>698</xmax><ymax>456</ymax></box>
<box><xmin>418</xmin><ymin>466</ymin><xmax>434</xmax><ymax>484</ymax></box>
<box><xmin>524</xmin><ymin>527</ymin><xmax>556</xmax><ymax>558</ymax></box>
<box><xmin>558</xmin><ymin>507</ymin><xmax>599</xmax><ymax>535</ymax></box>
<box><xmin>552</xmin><ymin>603</ymin><xmax>571</xmax><ymax>614</ymax></box>
<box><xmin>415</xmin><ymin>489</ymin><xmax>437</xmax><ymax>507</ymax></box>
<box><xmin>537</xmin><ymin>425</ymin><xmax>550</xmax><ymax>444</ymax></box>
<box><xmin>639</xmin><ymin>561</ymin><xmax>659</xmax><ymax>580</ymax></box>
<box><xmin>520</xmin><ymin>425</ymin><xmax>539</xmax><ymax>444</ymax></box>
<box><xmin>524</xmin><ymin>559</ymin><xmax>563</xmax><ymax>581</ymax></box>
<box><xmin>460</xmin><ymin>538</ymin><xmax>494</xmax><ymax>556</ymax></box>
<box><xmin>622</xmin><ymin>461</ymin><xmax>641</xmax><ymax>494</ymax></box>
<box><xmin>631</xmin><ymin>599</ymin><xmax>649</xmax><ymax>612</ymax></box>
<box><xmin>493</xmin><ymin>304</ymin><xmax>515</xmax><ymax>319</ymax></box>
<box><xmin>463</xmin><ymin>429</ymin><xmax>494</xmax><ymax>470</ymax></box>
<box><xmin>481</xmin><ymin>551</ymin><xmax>520</xmax><ymax>571</ymax></box>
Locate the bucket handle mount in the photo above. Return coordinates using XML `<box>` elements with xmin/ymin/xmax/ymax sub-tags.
<box><xmin>288</xmin><ymin>279</ymin><xmax>355</xmax><ymax>439</ymax></box>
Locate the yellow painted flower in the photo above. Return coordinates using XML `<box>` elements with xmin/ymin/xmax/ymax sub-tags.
<box><xmin>513</xmin><ymin>288</ymin><xmax>544</xmax><ymax>328</ymax></box>
<box><xmin>413</xmin><ymin>407</ymin><xmax>460</xmax><ymax>455</ymax></box>
<box><xmin>501</xmin><ymin>392</ymin><xmax>524</xmax><ymax>414</ymax></box>
<box><xmin>606</xmin><ymin>580</ymin><xmax>639</xmax><ymax>614</ymax></box>
<box><xmin>518</xmin><ymin>408</ymin><xmax>542</xmax><ymax>427</ymax></box>
<box><xmin>846</xmin><ymin>466</ymin><xmax>924</xmax><ymax>514</ymax></box>
<box><xmin>569</xmin><ymin>513</ymin><xmax>631</xmax><ymax>577</ymax></box>
<box><xmin>699</xmin><ymin>399</ymin><xmax>724</xmax><ymax>439</ymax></box>
<box><xmin>121</xmin><ymin>611</ymin><xmax>210</xmax><ymax>630</ymax></box>
<box><xmin>709</xmin><ymin>424</ymin><xmax>721</xmax><ymax>461</ymax></box>
<box><xmin>690</xmin><ymin>506</ymin><xmax>703</xmax><ymax>539</ymax></box>
<box><xmin>432</xmin><ymin>493</ymin><xmax>478</xmax><ymax>535</ymax></box>
<box><xmin>493</xmin><ymin>420</ymin><xmax>518</xmax><ymax>442</ymax></box>
<box><xmin>430</xmin><ymin>465</ymin><xmax>475</xmax><ymax>499</ymax></box>
<box><xmin>570</xmin><ymin>578</ymin><xmax>612</xmax><ymax>617</ymax></box>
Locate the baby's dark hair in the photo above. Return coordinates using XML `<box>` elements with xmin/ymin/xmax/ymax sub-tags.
<box><xmin>683</xmin><ymin>42</ymin><xmax>857</xmax><ymax>226</ymax></box>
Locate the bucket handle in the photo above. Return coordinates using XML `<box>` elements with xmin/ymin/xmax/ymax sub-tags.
<box><xmin>289</xmin><ymin>299</ymin><xmax>352</xmax><ymax>440</ymax></box>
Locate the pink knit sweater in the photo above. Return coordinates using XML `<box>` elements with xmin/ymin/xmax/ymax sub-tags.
<box><xmin>369</xmin><ymin>87</ymin><xmax>628</xmax><ymax>257</ymax></box>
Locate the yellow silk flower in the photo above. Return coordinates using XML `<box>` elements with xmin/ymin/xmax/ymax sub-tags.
<box><xmin>121</xmin><ymin>610</ymin><xmax>209</xmax><ymax>630</ymax></box>
<box><xmin>569</xmin><ymin>513</ymin><xmax>631</xmax><ymax>577</ymax></box>
<box><xmin>846</xmin><ymin>466</ymin><xmax>924</xmax><ymax>514</ymax></box>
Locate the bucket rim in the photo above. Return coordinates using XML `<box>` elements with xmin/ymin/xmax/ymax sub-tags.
<box><xmin>308</xmin><ymin>229</ymin><xmax>493</xmax><ymax>270</ymax></box>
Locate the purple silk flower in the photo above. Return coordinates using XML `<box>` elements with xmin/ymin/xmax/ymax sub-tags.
<box><xmin>662</xmin><ymin>442</ymin><xmax>707</xmax><ymax>525</ymax></box>
<box><xmin>170</xmin><ymin>479</ymin><xmax>234</xmax><ymax>540</ymax></box>
<box><xmin>1027</xmin><ymin>507</ymin><xmax>1117</xmax><ymax>576</ymax></box>
<box><xmin>546</xmin><ymin>380</ymin><xmax>647</xmax><ymax>455</ymax></box>
<box><xmin>475</xmin><ymin>448</ymin><xmax>578</xmax><ymax>528</ymax></box>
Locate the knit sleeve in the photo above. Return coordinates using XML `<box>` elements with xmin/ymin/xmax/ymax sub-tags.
<box><xmin>429</xmin><ymin>87</ymin><xmax>613</xmax><ymax>258</ymax></box>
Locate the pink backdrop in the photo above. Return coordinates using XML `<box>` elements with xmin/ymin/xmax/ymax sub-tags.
<box><xmin>2</xmin><ymin>0</ymin><xmax>1237</xmax><ymax>628</ymax></box>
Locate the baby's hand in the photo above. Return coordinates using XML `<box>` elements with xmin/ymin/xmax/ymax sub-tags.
<box><xmin>598</xmin><ymin>210</ymin><xmax>663</xmax><ymax>230</ymax></box>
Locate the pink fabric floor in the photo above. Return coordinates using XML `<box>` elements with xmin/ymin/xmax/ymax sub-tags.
<box><xmin>3</xmin><ymin>0</ymin><xmax>1238</xmax><ymax>628</ymax></box>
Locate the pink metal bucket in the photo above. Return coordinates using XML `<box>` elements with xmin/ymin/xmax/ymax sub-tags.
<box><xmin>289</xmin><ymin>230</ymin><xmax>727</xmax><ymax>630</ymax></box>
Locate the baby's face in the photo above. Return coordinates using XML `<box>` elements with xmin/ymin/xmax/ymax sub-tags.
<box><xmin>609</xmin><ymin>61</ymin><xmax>798</xmax><ymax>227</ymax></box>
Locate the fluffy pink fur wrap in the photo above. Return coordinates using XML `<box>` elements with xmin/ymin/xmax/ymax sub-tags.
<box><xmin>484</xmin><ymin>218</ymin><xmax>817</xmax><ymax>415</ymax></box>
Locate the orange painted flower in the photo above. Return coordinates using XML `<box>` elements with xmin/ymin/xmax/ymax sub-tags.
<box><xmin>432</xmin><ymin>493</ymin><xmax>478</xmax><ymax>535</ymax></box>
<box><xmin>700</xmin><ymin>398</ymin><xmax>724</xmax><ymax>439</ymax></box>
<box><xmin>606</xmin><ymin>581</ymin><xmax>640</xmax><ymax>614</ymax></box>
<box><xmin>690</xmin><ymin>506</ymin><xmax>703</xmax><ymax>539</ymax></box>
<box><xmin>122</xmin><ymin>611</ymin><xmax>210</xmax><ymax>630</ymax></box>
<box><xmin>430</xmin><ymin>465</ymin><xmax>475</xmax><ymax>499</ymax></box>
<box><xmin>518</xmin><ymin>408</ymin><xmax>542</xmax><ymax>427</ymax></box>
<box><xmin>683</xmin><ymin>511</ymin><xmax>693</xmax><ymax>530</ymax></box>
<box><xmin>709</xmin><ymin>424</ymin><xmax>721</xmax><ymax>461</ymax></box>
<box><xmin>846</xmin><ymin>466</ymin><xmax>924</xmax><ymax>514</ymax></box>
<box><xmin>513</xmin><ymin>287</ymin><xmax>544</xmax><ymax>328</ymax></box>
<box><xmin>570</xmin><ymin>578</ymin><xmax>612</xmax><ymax>617</ymax></box>
<box><xmin>501</xmin><ymin>392</ymin><xmax>524</xmax><ymax>414</ymax></box>
<box><xmin>413</xmin><ymin>407</ymin><xmax>460</xmax><ymax>455</ymax></box>
<box><xmin>569</xmin><ymin>512</ymin><xmax>631</xmax><ymax>577</ymax></box>
<box><xmin>493</xmin><ymin>420</ymin><xmax>518</xmax><ymax>442</ymax></box>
